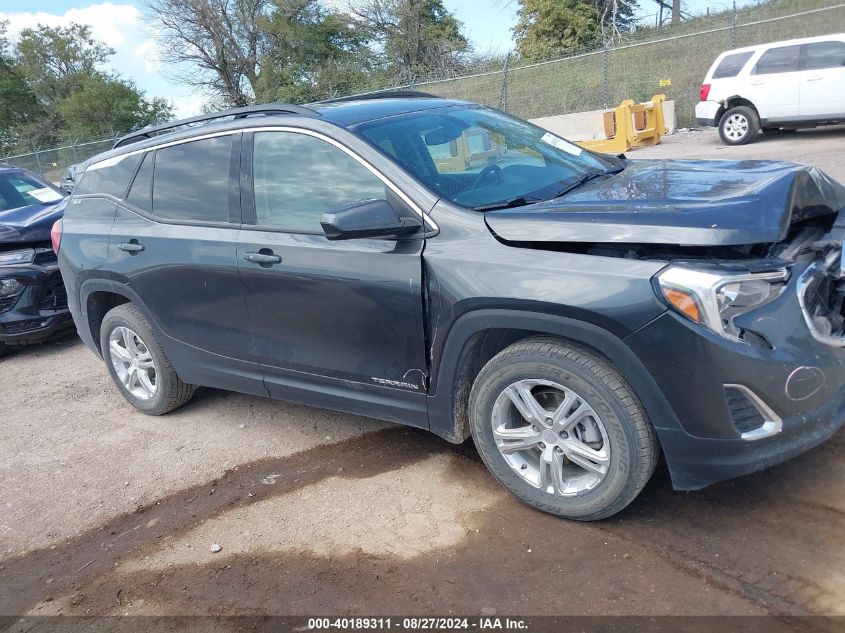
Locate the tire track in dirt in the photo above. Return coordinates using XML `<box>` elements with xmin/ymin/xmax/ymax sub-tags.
<box><xmin>0</xmin><ymin>428</ymin><xmax>447</xmax><ymax>615</ymax></box>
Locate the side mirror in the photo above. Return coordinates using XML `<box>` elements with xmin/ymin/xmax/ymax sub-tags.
<box><xmin>321</xmin><ymin>199</ymin><xmax>422</xmax><ymax>241</ymax></box>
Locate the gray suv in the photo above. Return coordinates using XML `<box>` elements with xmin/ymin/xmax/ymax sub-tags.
<box><xmin>56</xmin><ymin>93</ymin><xmax>845</xmax><ymax>520</ymax></box>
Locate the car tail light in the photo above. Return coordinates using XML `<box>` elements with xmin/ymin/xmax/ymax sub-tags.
<box><xmin>51</xmin><ymin>219</ymin><xmax>63</xmax><ymax>254</ymax></box>
<box><xmin>700</xmin><ymin>84</ymin><xmax>711</xmax><ymax>101</ymax></box>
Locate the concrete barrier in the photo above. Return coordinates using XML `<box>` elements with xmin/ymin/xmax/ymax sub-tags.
<box><xmin>530</xmin><ymin>100</ymin><xmax>676</xmax><ymax>142</ymax></box>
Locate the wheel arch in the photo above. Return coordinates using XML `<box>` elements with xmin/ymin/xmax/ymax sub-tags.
<box><xmin>79</xmin><ymin>279</ymin><xmax>152</xmax><ymax>356</ymax></box>
<box><xmin>717</xmin><ymin>96</ymin><xmax>759</xmax><ymax>124</ymax></box>
<box><xmin>427</xmin><ymin>309</ymin><xmax>683</xmax><ymax>445</ymax></box>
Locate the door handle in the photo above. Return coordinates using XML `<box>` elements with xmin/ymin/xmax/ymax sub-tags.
<box><xmin>118</xmin><ymin>241</ymin><xmax>144</xmax><ymax>254</ymax></box>
<box><xmin>806</xmin><ymin>75</ymin><xmax>822</xmax><ymax>81</ymax></box>
<box><xmin>244</xmin><ymin>251</ymin><xmax>282</xmax><ymax>265</ymax></box>
<box><xmin>749</xmin><ymin>79</ymin><xmax>764</xmax><ymax>85</ymax></box>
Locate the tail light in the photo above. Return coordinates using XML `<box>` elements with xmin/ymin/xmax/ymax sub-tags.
<box><xmin>51</xmin><ymin>219</ymin><xmax>63</xmax><ymax>254</ymax></box>
<box><xmin>700</xmin><ymin>84</ymin><xmax>711</xmax><ymax>101</ymax></box>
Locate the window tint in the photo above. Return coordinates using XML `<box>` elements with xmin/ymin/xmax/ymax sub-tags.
<box><xmin>804</xmin><ymin>41</ymin><xmax>845</xmax><ymax>70</ymax></box>
<box><xmin>126</xmin><ymin>152</ymin><xmax>153</xmax><ymax>212</ymax></box>
<box><xmin>152</xmin><ymin>136</ymin><xmax>232</xmax><ymax>222</ymax></box>
<box><xmin>712</xmin><ymin>51</ymin><xmax>754</xmax><ymax>78</ymax></box>
<box><xmin>75</xmin><ymin>153</ymin><xmax>142</xmax><ymax>198</ymax></box>
<box><xmin>252</xmin><ymin>132</ymin><xmax>387</xmax><ymax>232</ymax></box>
<box><xmin>753</xmin><ymin>45</ymin><xmax>801</xmax><ymax>75</ymax></box>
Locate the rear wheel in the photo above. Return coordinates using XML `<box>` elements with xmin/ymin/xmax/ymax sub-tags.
<box><xmin>469</xmin><ymin>337</ymin><xmax>658</xmax><ymax>521</ymax></box>
<box><xmin>100</xmin><ymin>303</ymin><xmax>195</xmax><ymax>415</ymax></box>
<box><xmin>719</xmin><ymin>106</ymin><xmax>759</xmax><ymax>145</ymax></box>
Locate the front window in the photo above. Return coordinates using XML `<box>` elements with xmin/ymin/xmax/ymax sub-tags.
<box><xmin>356</xmin><ymin>106</ymin><xmax>616</xmax><ymax>210</ymax></box>
<box><xmin>0</xmin><ymin>173</ymin><xmax>65</xmax><ymax>212</ymax></box>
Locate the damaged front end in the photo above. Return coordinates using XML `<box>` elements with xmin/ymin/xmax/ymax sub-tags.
<box><xmin>0</xmin><ymin>242</ymin><xmax>73</xmax><ymax>348</ymax></box>
<box><xmin>797</xmin><ymin>235</ymin><xmax>845</xmax><ymax>347</ymax></box>
<box><xmin>0</xmin><ymin>172</ymin><xmax>73</xmax><ymax>349</ymax></box>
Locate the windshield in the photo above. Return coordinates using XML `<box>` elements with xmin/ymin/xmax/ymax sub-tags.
<box><xmin>0</xmin><ymin>173</ymin><xmax>65</xmax><ymax>213</ymax></box>
<box><xmin>356</xmin><ymin>105</ymin><xmax>617</xmax><ymax>209</ymax></box>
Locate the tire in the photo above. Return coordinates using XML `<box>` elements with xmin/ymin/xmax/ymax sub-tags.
<box><xmin>718</xmin><ymin>106</ymin><xmax>759</xmax><ymax>145</ymax></box>
<box><xmin>469</xmin><ymin>337</ymin><xmax>658</xmax><ymax>521</ymax></box>
<box><xmin>100</xmin><ymin>303</ymin><xmax>195</xmax><ymax>415</ymax></box>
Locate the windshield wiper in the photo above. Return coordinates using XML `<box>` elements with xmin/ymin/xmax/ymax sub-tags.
<box><xmin>472</xmin><ymin>196</ymin><xmax>539</xmax><ymax>212</ymax></box>
<box><xmin>550</xmin><ymin>170</ymin><xmax>608</xmax><ymax>199</ymax></box>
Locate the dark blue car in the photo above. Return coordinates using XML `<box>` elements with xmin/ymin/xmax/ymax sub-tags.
<box><xmin>0</xmin><ymin>165</ymin><xmax>73</xmax><ymax>355</ymax></box>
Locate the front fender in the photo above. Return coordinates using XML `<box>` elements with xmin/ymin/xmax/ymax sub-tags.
<box><xmin>426</xmin><ymin>308</ymin><xmax>683</xmax><ymax>443</ymax></box>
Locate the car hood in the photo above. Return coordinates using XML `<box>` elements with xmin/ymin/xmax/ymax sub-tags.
<box><xmin>484</xmin><ymin>160</ymin><xmax>845</xmax><ymax>246</ymax></box>
<box><xmin>0</xmin><ymin>198</ymin><xmax>67</xmax><ymax>244</ymax></box>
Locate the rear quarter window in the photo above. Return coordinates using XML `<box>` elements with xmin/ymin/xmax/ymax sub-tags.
<box><xmin>75</xmin><ymin>154</ymin><xmax>142</xmax><ymax>198</ymax></box>
<box><xmin>712</xmin><ymin>51</ymin><xmax>754</xmax><ymax>79</ymax></box>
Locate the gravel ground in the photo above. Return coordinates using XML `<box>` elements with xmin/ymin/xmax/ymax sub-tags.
<box><xmin>1</xmin><ymin>125</ymin><xmax>845</xmax><ymax>618</ymax></box>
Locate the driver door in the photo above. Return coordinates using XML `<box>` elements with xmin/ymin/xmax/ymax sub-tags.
<box><xmin>236</xmin><ymin>130</ymin><xmax>429</xmax><ymax>425</ymax></box>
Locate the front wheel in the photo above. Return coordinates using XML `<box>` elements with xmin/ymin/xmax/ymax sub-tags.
<box><xmin>718</xmin><ymin>106</ymin><xmax>759</xmax><ymax>145</ymax></box>
<box><xmin>469</xmin><ymin>338</ymin><xmax>658</xmax><ymax>521</ymax></box>
<box><xmin>100</xmin><ymin>303</ymin><xmax>195</xmax><ymax>415</ymax></box>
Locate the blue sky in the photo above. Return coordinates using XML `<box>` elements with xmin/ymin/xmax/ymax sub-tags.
<box><xmin>2</xmin><ymin>0</ymin><xmax>751</xmax><ymax>116</ymax></box>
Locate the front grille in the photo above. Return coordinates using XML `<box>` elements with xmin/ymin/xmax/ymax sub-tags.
<box><xmin>0</xmin><ymin>294</ymin><xmax>19</xmax><ymax>313</ymax></box>
<box><xmin>725</xmin><ymin>386</ymin><xmax>766</xmax><ymax>434</ymax></box>
<box><xmin>38</xmin><ymin>274</ymin><xmax>67</xmax><ymax>312</ymax></box>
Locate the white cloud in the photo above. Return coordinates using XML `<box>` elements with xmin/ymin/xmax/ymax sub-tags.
<box><xmin>0</xmin><ymin>3</ymin><xmax>206</xmax><ymax>117</ymax></box>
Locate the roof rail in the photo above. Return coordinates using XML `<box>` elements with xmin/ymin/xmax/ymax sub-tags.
<box><xmin>113</xmin><ymin>103</ymin><xmax>318</xmax><ymax>149</ymax></box>
<box><xmin>316</xmin><ymin>90</ymin><xmax>437</xmax><ymax>104</ymax></box>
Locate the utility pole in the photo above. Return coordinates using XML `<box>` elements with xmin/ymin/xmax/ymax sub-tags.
<box><xmin>672</xmin><ymin>0</ymin><xmax>681</xmax><ymax>23</ymax></box>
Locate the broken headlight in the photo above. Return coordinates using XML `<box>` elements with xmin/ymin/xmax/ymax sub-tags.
<box><xmin>0</xmin><ymin>278</ymin><xmax>24</xmax><ymax>297</ymax></box>
<box><xmin>656</xmin><ymin>266</ymin><xmax>788</xmax><ymax>341</ymax></box>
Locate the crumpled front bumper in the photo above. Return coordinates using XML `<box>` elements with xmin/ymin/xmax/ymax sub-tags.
<box><xmin>626</xmin><ymin>258</ymin><xmax>845</xmax><ymax>490</ymax></box>
<box><xmin>0</xmin><ymin>255</ymin><xmax>74</xmax><ymax>346</ymax></box>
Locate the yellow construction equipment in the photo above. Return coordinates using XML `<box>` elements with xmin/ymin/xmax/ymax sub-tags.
<box><xmin>577</xmin><ymin>94</ymin><xmax>668</xmax><ymax>154</ymax></box>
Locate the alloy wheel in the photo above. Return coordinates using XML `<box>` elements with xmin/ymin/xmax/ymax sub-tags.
<box><xmin>108</xmin><ymin>326</ymin><xmax>158</xmax><ymax>400</ymax></box>
<box><xmin>491</xmin><ymin>379</ymin><xmax>610</xmax><ymax>496</ymax></box>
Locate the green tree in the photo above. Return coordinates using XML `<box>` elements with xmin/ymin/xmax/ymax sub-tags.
<box><xmin>514</xmin><ymin>0</ymin><xmax>601</xmax><ymax>60</ymax></box>
<box><xmin>56</xmin><ymin>74</ymin><xmax>172</xmax><ymax>139</ymax></box>
<box><xmin>0</xmin><ymin>21</ymin><xmax>41</xmax><ymax>153</ymax></box>
<box><xmin>2</xmin><ymin>22</ymin><xmax>173</xmax><ymax>149</ymax></box>
<box><xmin>256</xmin><ymin>0</ymin><xmax>372</xmax><ymax>103</ymax></box>
<box><xmin>350</xmin><ymin>0</ymin><xmax>469</xmax><ymax>81</ymax></box>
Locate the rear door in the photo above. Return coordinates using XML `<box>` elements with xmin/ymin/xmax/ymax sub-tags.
<box><xmin>746</xmin><ymin>44</ymin><xmax>802</xmax><ymax>121</ymax></box>
<box><xmin>799</xmin><ymin>40</ymin><xmax>845</xmax><ymax>118</ymax></box>
<box><xmin>236</xmin><ymin>129</ymin><xmax>429</xmax><ymax>425</ymax></box>
<box><xmin>106</xmin><ymin>134</ymin><xmax>264</xmax><ymax>395</ymax></box>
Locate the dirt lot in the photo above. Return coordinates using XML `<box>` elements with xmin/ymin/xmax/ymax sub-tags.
<box><xmin>2</xmin><ymin>126</ymin><xmax>845</xmax><ymax>618</ymax></box>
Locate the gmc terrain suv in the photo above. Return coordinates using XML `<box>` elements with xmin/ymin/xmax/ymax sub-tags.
<box><xmin>57</xmin><ymin>93</ymin><xmax>845</xmax><ymax>520</ymax></box>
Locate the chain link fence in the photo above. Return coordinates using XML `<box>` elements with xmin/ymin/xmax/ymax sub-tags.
<box><xmin>2</xmin><ymin>133</ymin><xmax>126</xmax><ymax>184</ymax></box>
<box><xmin>403</xmin><ymin>0</ymin><xmax>845</xmax><ymax>126</ymax></box>
<box><xmin>4</xmin><ymin>0</ymin><xmax>844</xmax><ymax>181</ymax></box>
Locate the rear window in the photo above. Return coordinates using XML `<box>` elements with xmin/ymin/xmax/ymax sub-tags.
<box><xmin>151</xmin><ymin>136</ymin><xmax>232</xmax><ymax>223</ymax></box>
<box><xmin>712</xmin><ymin>52</ymin><xmax>754</xmax><ymax>79</ymax></box>
<box><xmin>752</xmin><ymin>45</ymin><xmax>801</xmax><ymax>75</ymax></box>
<box><xmin>75</xmin><ymin>153</ymin><xmax>142</xmax><ymax>198</ymax></box>
<box><xmin>804</xmin><ymin>41</ymin><xmax>845</xmax><ymax>70</ymax></box>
